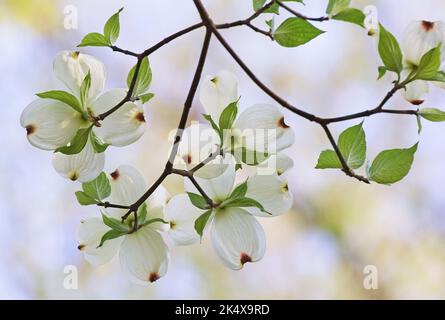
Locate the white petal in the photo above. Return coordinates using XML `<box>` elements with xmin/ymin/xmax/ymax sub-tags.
<box><xmin>257</xmin><ymin>153</ymin><xmax>294</xmax><ymax>176</ymax></box>
<box><xmin>107</xmin><ymin>165</ymin><xmax>146</xmax><ymax>218</ymax></box>
<box><xmin>403</xmin><ymin>79</ymin><xmax>429</xmax><ymax>105</ymax></box>
<box><xmin>245</xmin><ymin>175</ymin><xmax>293</xmax><ymax>217</ymax></box>
<box><xmin>52</xmin><ymin>141</ymin><xmax>105</xmax><ymax>182</ymax></box>
<box><xmin>211</xmin><ymin>207</ymin><xmax>266</xmax><ymax>270</ymax></box>
<box><xmin>185</xmin><ymin>154</ymin><xmax>236</xmax><ymax>203</ymax></box>
<box><xmin>234</xmin><ymin>104</ymin><xmax>295</xmax><ymax>153</ymax></box>
<box><xmin>92</xmin><ymin>89</ymin><xmax>146</xmax><ymax>147</ymax></box>
<box><xmin>199</xmin><ymin>70</ymin><xmax>238</xmax><ymax>122</ymax></box>
<box><xmin>77</xmin><ymin>218</ymin><xmax>122</xmax><ymax>266</ymax></box>
<box><xmin>20</xmin><ymin>99</ymin><xmax>83</xmax><ymax>150</ymax></box>
<box><xmin>119</xmin><ymin>226</ymin><xmax>169</xmax><ymax>285</ymax></box>
<box><xmin>145</xmin><ymin>185</ymin><xmax>170</xmax><ymax>231</ymax></box>
<box><xmin>164</xmin><ymin>194</ymin><xmax>205</xmax><ymax>245</ymax></box>
<box><xmin>402</xmin><ymin>21</ymin><xmax>445</xmax><ymax>66</ymax></box>
<box><xmin>54</xmin><ymin>51</ymin><xmax>105</xmax><ymax>101</ymax></box>
<box><xmin>175</xmin><ymin>123</ymin><xmax>224</xmax><ymax>179</ymax></box>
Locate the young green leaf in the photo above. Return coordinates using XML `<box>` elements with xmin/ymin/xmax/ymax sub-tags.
<box><xmin>138</xmin><ymin>203</ymin><xmax>148</xmax><ymax>225</ymax></box>
<box><xmin>338</xmin><ymin>122</ymin><xmax>366</xmax><ymax>169</ymax></box>
<box><xmin>78</xmin><ymin>32</ymin><xmax>110</xmax><ymax>47</ymax></box>
<box><xmin>89</xmin><ymin>131</ymin><xmax>109</xmax><ymax>153</ymax></box>
<box><xmin>377</xmin><ymin>66</ymin><xmax>387</xmax><ymax>80</ymax></box>
<box><xmin>219</xmin><ymin>101</ymin><xmax>238</xmax><ymax>131</ymax></box>
<box><xmin>229</xmin><ymin>181</ymin><xmax>248</xmax><ymax>199</ymax></box>
<box><xmin>203</xmin><ymin>114</ymin><xmax>222</xmax><ymax>140</ymax></box>
<box><xmin>102</xmin><ymin>213</ymin><xmax>129</xmax><ymax>233</ymax></box>
<box><xmin>315</xmin><ymin>123</ymin><xmax>366</xmax><ymax>169</ymax></box>
<box><xmin>368</xmin><ymin>143</ymin><xmax>418</xmax><ymax>185</ymax></box>
<box><xmin>274</xmin><ymin>18</ymin><xmax>325</xmax><ymax>48</ymax></box>
<box><xmin>194</xmin><ymin>210</ymin><xmax>213</xmax><ymax>240</ymax></box>
<box><xmin>221</xmin><ymin>197</ymin><xmax>271</xmax><ymax>215</ymax></box>
<box><xmin>83</xmin><ymin>172</ymin><xmax>111</xmax><ymax>201</ymax></box>
<box><xmin>75</xmin><ymin>191</ymin><xmax>98</xmax><ymax>206</ymax></box>
<box><xmin>378</xmin><ymin>24</ymin><xmax>403</xmax><ymax>74</ymax></box>
<box><xmin>104</xmin><ymin>7</ymin><xmax>123</xmax><ymax>45</ymax></box>
<box><xmin>97</xmin><ymin>229</ymin><xmax>128</xmax><ymax>248</ymax></box>
<box><xmin>414</xmin><ymin>45</ymin><xmax>442</xmax><ymax>80</ymax></box>
<box><xmin>232</xmin><ymin>147</ymin><xmax>269</xmax><ymax>166</ymax></box>
<box><xmin>80</xmin><ymin>72</ymin><xmax>91</xmax><ymax>107</ymax></box>
<box><xmin>326</xmin><ymin>0</ymin><xmax>350</xmax><ymax>16</ymax></box>
<box><xmin>187</xmin><ymin>192</ymin><xmax>209</xmax><ymax>210</ymax></box>
<box><xmin>36</xmin><ymin>90</ymin><xmax>82</xmax><ymax>113</ymax></box>
<box><xmin>55</xmin><ymin>126</ymin><xmax>92</xmax><ymax>155</ymax></box>
<box><xmin>315</xmin><ymin>150</ymin><xmax>342</xmax><ymax>169</ymax></box>
<box><xmin>127</xmin><ymin>57</ymin><xmax>152</xmax><ymax>96</ymax></box>
<box><xmin>138</xmin><ymin>93</ymin><xmax>155</xmax><ymax>104</ymax></box>
<box><xmin>419</xmin><ymin>108</ymin><xmax>445</xmax><ymax>122</ymax></box>
<box><xmin>332</xmin><ymin>8</ymin><xmax>365</xmax><ymax>28</ymax></box>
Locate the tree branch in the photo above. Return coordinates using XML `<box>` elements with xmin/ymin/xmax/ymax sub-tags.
<box><xmin>276</xmin><ymin>1</ymin><xmax>329</xmax><ymax>22</ymax></box>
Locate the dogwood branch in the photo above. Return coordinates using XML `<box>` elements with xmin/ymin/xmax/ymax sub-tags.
<box><xmin>97</xmin><ymin>0</ymin><xmax>423</xmax><ymax>219</ymax></box>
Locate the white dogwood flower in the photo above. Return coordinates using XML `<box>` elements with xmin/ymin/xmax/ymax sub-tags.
<box><xmin>199</xmin><ymin>70</ymin><xmax>294</xmax><ymax>162</ymax></box>
<box><xmin>52</xmin><ymin>140</ymin><xmax>105</xmax><ymax>182</ymax></box>
<box><xmin>401</xmin><ymin>21</ymin><xmax>445</xmax><ymax>104</ymax></box>
<box><xmin>21</xmin><ymin>51</ymin><xmax>147</xmax><ymax>182</ymax></box>
<box><xmin>173</xmin><ymin>122</ymin><xmax>227</xmax><ymax>179</ymax></box>
<box><xmin>77</xmin><ymin>165</ymin><xmax>169</xmax><ymax>285</ymax></box>
<box><xmin>165</xmin><ymin>155</ymin><xmax>293</xmax><ymax>269</ymax></box>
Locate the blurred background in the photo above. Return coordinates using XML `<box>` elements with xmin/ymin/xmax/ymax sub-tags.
<box><xmin>1</xmin><ymin>0</ymin><xmax>445</xmax><ymax>299</ymax></box>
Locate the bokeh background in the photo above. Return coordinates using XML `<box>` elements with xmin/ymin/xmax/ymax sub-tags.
<box><xmin>1</xmin><ymin>0</ymin><xmax>445</xmax><ymax>299</ymax></box>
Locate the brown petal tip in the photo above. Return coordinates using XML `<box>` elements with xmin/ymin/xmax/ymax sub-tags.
<box><xmin>240</xmin><ymin>253</ymin><xmax>252</xmax><ymax>266</ymax></box>
<box><xmin>421</xmin><ymin>21</ymin><xmax>435</xmax><ymax>31</ymax></box>
<box><xmin>278</xmin><ymin>116</ymin><xmax>290</xmax><ymax>128</ymax></box>
<box><xmin>134</xmin><ymin>112</ymin><xmax>145</xmax><ymax>123</ymax></box>
<box><xmin>26</xmin><ymin>124</ymin><xmax>36</xmax><ymax>135</ymax></box>
<box><xmin>110</xmin><ymin>169</ymin><xmax>120</xmax><ymax>180</ymax></box>
<box><xmin>68</xmin><ymin>171</ymin><xmax>79</xmax><ymax>181</ymax></box>
<box><xmin>77</xmin><ymin>244</ymin><xmax>85</xmax><ymax>251</ymax></box>
<box><xmin>71</xmin><ymin>51</ymin><xmax>80</xmax><ymax>59</ymax></box>
<box><xmin>183</xmin><ymin>154</ymin><xmax>193</xmax><ymax>164</ymax></box>
<box><xmin>410</xmin><ymin>99</ymin><xmax>424</xmax><ymax>106</ymax></box>
<box><xmin>148</xmin><ymin>272</ymin><xmax>160</xmax><ymax>283</ymax></box>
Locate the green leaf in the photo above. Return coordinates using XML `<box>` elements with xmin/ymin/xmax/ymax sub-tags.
<box><xmin>368</xmin><ymin>143</ymin><xmax>418</xmax><ymax>185</ymax></box>
<box><xmin>419</xmin><ymin>108</ymin><xmax>445</xmax><ymax>122</ymax></box>
<box><xmin>187</xmin><ymin>192</ymin><xmax>209</xmax><ymax>210</ymax></box>
<box><xmin>139</xmin><ymin>93</ymin><xmax>154</xmax><ymax>104</ymax></box>
<box><xmin>127</xmin><ymin>57</ymin><xmax>152</xmax><ymax>96</ymax></box>
<box><xmin>203</xmin><ymin>114</ymin><xmax>222</xmax><ymax>140</ymax></box>
<box><xmin>232</xmin><ymin>147</ymin><xmax>269</xmax><ymax>166</ymax></box>
<box><xmin>55</xmin><ymin>126</ymin><xmax>91</xmax><ymax>155</ymax></box>
<box><xmin>142</xmin><ymin>218</ymin><xmax>169</xmax><ymax>227</ymax></box>
<box><xmin>414</xmin><ymin>45</ymin><xmax>442</xmax><ymax>80</ymax></box>
<box><xmin>138</xmin><ymin>203</ymin><xmax>148</xmax><ymax>225</ymax></box>
<box><xmin>229</xmin><ymin>181</ymin><xmax>248</xmax><ymax>199</ymax></box>
<box><xmin>315</xmin><ymin>150</ymin><xmax>342</xmax><ymax>169</ymax></box>
<box><xmin>78</xmin><ymin>32</ymin><xmax>110</xmax><ymax>47</ymax></box>
<box><xmin>102</xmin><ymin>213</ymin><xmax>129</xmax><ymax>233</ymax></box>
<box><xmin>332</xmin><ymin>8</ymin><xmax>365</xmax><ymax>28</ymax></box>
<box><xmin>98</xmin><ymin>229</ymin><xmax>128</xmax><ymax>248</ymax></box>
<box><xmin>315</xmin><ymin>123</ymin><xmax>366</xmax><ymax>169</ymax></box>
<box><xmin>338</xmin><ymin>122</ymin><xmax>366</xmax><ymax>169</ymax></box>
<box><xmin>427</xmin><ymin>70</ymin><xmax>445</xmax><ymax>82</ymax></box>
<box><xmin>80</xmin><ymin>71</ymin><xmax>91</xmax><ymax>107</ymax></box>
<box><xmin>274</xmin><ymin>18</ymin><xmax>325</xmax><ymax>48</ymax></box>
<box><xmin>326</xmin><ymin>0</ymin><xmax>350</xmax><ymax>16</ymax></box>
<box><xmin>219</xmin><ymin>101</ymin><xmax>238</xmax><ymax>131</ymax></box>
<box><xmin>36</xmin><ymin>90</ymin><xmax>82</xmax><ymax>113</ymax></box>
<box><xmin>221</xmin><ymin>197</ymin><xmax>271</xmax><ymax>215</ymax></box>
<box><xmin>104</xmin><ymin>7</ymin><xmax>123</xmax><ymax>45</ymax></box>
<box><xmin>378</xmin><ymin>24</ymin><xmax>403</xmax><ymax>74</ymax></box>
<box><xmin>82</xmin><ymin>172</ymin><xmax>111</xmax><ymax>201</ymax></box>
<box><xmin>75</xmin><ymin>191</ymin><xmax>98</xmax><ymax>206</ymax></box>
<box><xmin>377</xmin><ymin>66</ymin><xmax>387</xmax><ymax>80</ymax></box>
<box><xmin>194</xmin><ymin>210</ymin><xmax>213</xmax><ymax>240</ymax></box>
<box><xmin>89</xmin><ymin>131</ymin><xmax>109</xmax><ymax>153</ymax></box>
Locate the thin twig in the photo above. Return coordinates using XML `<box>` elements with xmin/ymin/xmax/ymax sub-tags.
<box><xmin>277</xmin><ymin>1</ymin><xmax>329</xmax><ymax>22</ymax></box>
